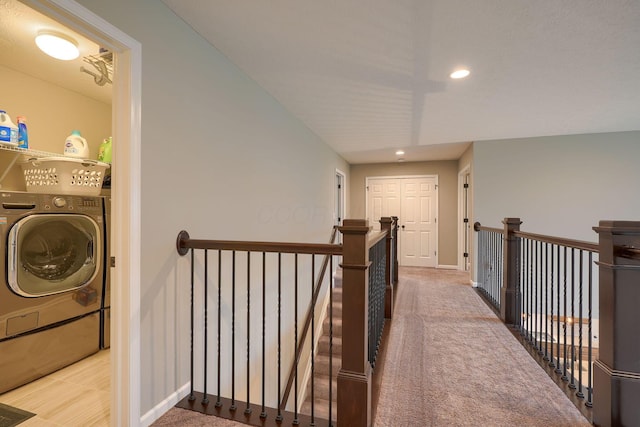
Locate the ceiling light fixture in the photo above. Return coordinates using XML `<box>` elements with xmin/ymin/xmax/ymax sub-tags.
<box><xmin>396</xmin><ymin>150</ymin><xmax>405</xmax><ymax>155</ymax></box>
<box><xmin>450</xmin><ymin>69</ymin><xmax>470</xmax><ymax>79</ymax></box>
<box><xmin>35</xmin><ymin>30</ymin><xmax>79</xmax><ymax>61</ymax></box>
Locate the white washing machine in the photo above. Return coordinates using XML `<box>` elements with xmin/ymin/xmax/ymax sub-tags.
<box><xmin>0</xmin><ymin>191</ymin><xmax>104</xmax><ymax>393</ymax></box>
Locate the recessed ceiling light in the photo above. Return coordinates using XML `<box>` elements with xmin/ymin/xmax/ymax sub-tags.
<box><xmin>35</xmin><ymin>30</ymin><xmax>79</xmax><ymax>60</ymax></box>
<box><xmin>395</xmin><ymin>150</ymin><xmax>405</xmax><ymax>155</ymax></box>
<box><xmin>450</xmin><ymin>69</ymin><xmax>470</xmax><ymax>79</ymax></box>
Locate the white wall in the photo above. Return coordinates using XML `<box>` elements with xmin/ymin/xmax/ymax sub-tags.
<box><xmin>75</xmin><ymin>0</ymin><xmax>349</xmax><ymax>419</ymax></box>
<box><xmin>473</xmin><ymin>131</ymin><xmax>640</xmax><ymax>242</ymax></box>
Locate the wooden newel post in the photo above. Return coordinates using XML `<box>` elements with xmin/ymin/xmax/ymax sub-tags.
<box><xmin>391</xmin><ymin>216</ymin><xmax>399</xmax><ymax>285</ymax></box>
<box><xmin>380</xmin><ymin>217</ymin><xmax>394</xmax><ymax>319</ymax></box>
<box><xmin>501</xmin><ymin>218</ymin><xmax>522</xmax><ymax>325</ymax></box>
<box><xmin>593</xmin><ymin>221</ymin><xmax>640</xmax><ymax>427</ymax></box>
<box><xmin>338</xmin><ymin>219</ymin><xmax>372</xmax><ymax>427</ymax></box>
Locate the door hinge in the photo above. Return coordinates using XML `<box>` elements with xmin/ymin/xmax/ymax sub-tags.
<box><xmin>110</xmin><ymin>256</ymin><xmax>116</xmax><ymax>268</ymax></box>
<box><xmin>464</xmin><ymin>252</ymin><xmax>469</xmax><ymax>258</ymax></box>
<box><xmin>338</xmin><ymin>184</ymin><xmax>341</xmax><ymax>189</ymax></box>
<box><xmin>435</xmin><ymin>218</ymin><xmax>437</xmax><ymax>223</ymax></box>
<box><xmin>435</xmin><ymin>184</ymin><xmax>438</xmax><ymax>190</ymax></box>
<box><xmin>464</xmin><ymin>183</ymin><xmax>469</xmax><ymax>189</ymax></box>
<box><xmin>366</xmin><ymin>186</ymin><xmax>369</xmax><ymax>191</ymax></box>
<box><xmin>463</xmin><ymin>218</ymin><xmax>469</xmax><ymax>223</ymax></box>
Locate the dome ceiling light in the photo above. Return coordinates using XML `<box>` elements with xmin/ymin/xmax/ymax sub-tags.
<box><xmin>35</xmin><ymin>30</ymin><xmax>79</xmax><ymax>61</ymax></box>
<box><xmin>450</xmin><ymin>68</ymin><xmax>470</xmax><ymax>79</ymax></box>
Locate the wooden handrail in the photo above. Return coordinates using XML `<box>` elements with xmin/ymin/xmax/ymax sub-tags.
<box><xmin>177</xmin><ymin>231</ymin><xmax>343</xmax><ymax>256</ymax></box>
<box><xmin>473</xmin><ymin>222</ymin><xmax>599</xmax><ymax>253</ymax></box>
<box><xmin>280</xmin><ymin>226</ymin><xmax>340</xmax><ymax>410</ymax></box>
<box><xmin>367</xmin><ymin>230</ymin><xmax>388</xmax><ymax>248</ymax></box>
<box><xmin>513</xmin><ymin>230</ymin><xmax>599</xmax><ymax>253</ymax></box>
<box><xmin>473</xmin><ymin>222</ymin><xmax>503</xmax><ymax>234</ymax></box>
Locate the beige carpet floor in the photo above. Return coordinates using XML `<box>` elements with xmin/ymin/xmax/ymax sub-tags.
<box><xmin>152</xmin><ymin>267</ymin><xmax>591</xmax><ymax>427</ymax></box>
<box><xmin>373</xmin><ymin>267</ymin><xmax>590</xmax><ymax>427</ymax></box>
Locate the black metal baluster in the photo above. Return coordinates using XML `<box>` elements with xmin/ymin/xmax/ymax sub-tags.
<box><xmin>216</xmin><ymin>250</ymin><xmax>222</xmax><ymax>408</ymax></box>
<box><xmin>562</xmin><ymin>247</ymin><xmax>569</xmax><ymax>382</ymax></box>
<box><xmin>586</xmin><ymin>252</ymin><xmax>593</xmax><ymax>408</ymax></box>
<box><xmin>276</xmin><ymin>253</ymin><xmax>283</xmax><ymax>422</ymax></box>
<box><xmin>520</xmin><ymin>238</ymin><xmax>526</xmax><ymax>336</ymax></box>
<box><xmin>189</xmin><ymin>248</ymin><xmax>195</xmax><ymax>401</ymax></box>
<box><xmin>549</xmin><ymin>245</ymin><xmax>556</xmax><ymax>369</ymax></box>
<box><xmin>532</xmin><ymin>240</ymin><xmax>536</xmax><ymax>347</ymax></box>
<box><xmin>293</xmin><ymin>254</ymin><xmax>299</xmax><ymax>425</ymax></box>
<box><xmin>260</xmin><ymin>252</ymin><xmax>267</xmax><ymax>418</ymax></box>
<box><xmin>529</xmin><ymin>239</ymin><xmax>533</xmax><ymax>343</ymax></box>
<box><xmin>555</xmin><ymin>245</ymin><xmax>562</xmax><ymax>375</ymax></box>
<box><xmin>535</xmin><ymin>240</ymin><xmax>540</xmax><ymax>352</ymax></box>
<box><xmin>569</xmin><ymin>248</ymin><xmax>576</xmax><ymax>389</ymax></box>
<box><xmin>311</xmin><ymin>255</ymin><xmax>316</xmax><ymax>426</ymax></box>
<box><xmin>203</xmin><ymin>250</ymin><xmax>209</xmax><ymax>404</ymax></box>
<box><xmin>231</xmin><ymin>251</ymin><xmax>237</xmax><ymax>411</ymax></box>
<box><xmin>329</xmin><ymin>256</ymin><xmax>334</xmax><ymax>427</ymax></box>
<box><xmin>245</xmin><ymin>252</ymin><xmax>251</xmax><ymax>415</ymax></box>
<box><xmin>576</xmin><ymin>250</ymin><xmax>585</xmax><ymax>399</ymax></box>
<box><xmin>538</xmin><ymin>241</ymin><xmax>544</xmax><ymax>354</ymax></box>
<box><xmin>543</xmin><ymin>243</ymin><xmax>549</xmax><ymax>361</ymax></box>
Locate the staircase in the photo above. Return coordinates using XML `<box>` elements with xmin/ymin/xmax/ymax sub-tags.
<box><xmin>300</xmin><ymin>271</ymin><xmax>342</xmax><ymax>422</ymax></box>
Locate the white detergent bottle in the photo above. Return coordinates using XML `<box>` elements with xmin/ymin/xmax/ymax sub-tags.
<box><xmin>64</xmin><ymin>130</ymin><xmax>90</xmax><ymax>158</ymax></box>
<box><xmin>0</xmin><ymin>110</ymin><xmax>18</xmax><ymax>145</ymax></box>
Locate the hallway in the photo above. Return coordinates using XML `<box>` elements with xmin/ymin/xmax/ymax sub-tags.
<box><xmin>374</xmin><ymin>267</ymin><xmax>590</xmax><ymax>427</ymax></box>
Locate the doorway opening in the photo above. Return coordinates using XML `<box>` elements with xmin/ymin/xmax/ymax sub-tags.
<box><xmin>335</xmin><ymin>169</ymin><xmax>346</xmax><ymax>243</ymax></box>
<box><xmin>25</xmin><ymin>1</ymin><xmax>142</xmax><ymax>425</ymax></box>
<box><xmin>458</xmin><ymin>166</ymin><xmax>471</xmax><ymax>272</ymax></box>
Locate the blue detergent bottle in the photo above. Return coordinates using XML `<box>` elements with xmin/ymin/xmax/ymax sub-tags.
<box><xmin>17</xmin><ymin>116</ymin><xmax>28</xmax><ymax>149</ymax></box>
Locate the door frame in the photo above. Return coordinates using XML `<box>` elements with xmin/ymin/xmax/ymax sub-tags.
<box><xmin>25</xmin><ymin>1</ymin><xmax>142</xmax><ymax>425</ymax></box>
<box><xmin>365</xmin><ymin>174</ymin><xmax>439</xmax><ymax>267</ymax></box>
<box><xmin>335</xmin><ymin>169</ymin><xmax>346</xmax><ymax>226</ymax></box>
<box><xmin>335</xmin><ymin>169</ymin><xmax>346</xmax><ymax>244</ymax></box>
<box><xmin>458</xmin><ymin>165</ymin><xmax>471</xmax><ymax>271</ymax></box>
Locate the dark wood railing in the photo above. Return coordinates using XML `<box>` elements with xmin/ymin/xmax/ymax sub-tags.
<box><xmin>175</xmin><ymin>217</ymin><xmax>398</xmax><ymax>427</ymax></box>
<box><xmin>475</xmin><ymin>218</ymin><xmax>640</xmax><ymax>426</ymax></box>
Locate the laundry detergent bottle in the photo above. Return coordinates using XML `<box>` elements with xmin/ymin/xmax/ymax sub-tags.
<box><xmin>97</xmin><ymin>136</ymin><xmax>112</xmax><ymax>163</ymax></box>
<box><xmin>0</xmin><ymin>110</ymin><xmax>18</xmax><ymax>145</ymax></box>
<box><xmin>64</xmin><ymin>130</ymin><xmax>89</xmax><ymax>158</ymax></box>
<box><xmin>17</xmin><ymin>116</ymin><xmax>28</xmax><ymax>149</ymax></box>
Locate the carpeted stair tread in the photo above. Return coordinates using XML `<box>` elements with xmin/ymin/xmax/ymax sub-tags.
<box><xmin>300</xmin><ymin>397</ymin><xmax>337</xmax><ymax>422</ymax></box>
<box><xmin>313</xmin><ymin>354</ymin><xmax>341</xmax><ymax>377</ymax></box>
<box><xmin>322</xmin><ymin>316</ymin><xmax>342</xmax><ymax>337</ymax></box>
<box><xmin>304</xmin><ymin>374</ymin><xmax>338</xmax><ymax>401</ymax></box>
<box><xmin>317</xmin><ymin>335</ymin><xmax>342</xmax><ymax>356</ymax></box>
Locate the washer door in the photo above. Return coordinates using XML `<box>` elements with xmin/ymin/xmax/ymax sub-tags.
<box><xmin>8</xmin><ymin>214</ymin><xmax>101</xmax><ymax>297</ymax></box>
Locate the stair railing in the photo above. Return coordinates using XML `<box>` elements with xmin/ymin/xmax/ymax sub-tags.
<box><xmin>175</xmin><ymin>217</ymin><xmax>396</xmax><ymax>427</ymax></box>
<box><xmin>176</xmin><ymin>231</ymin><xmax>342</xmax><ymax>426</ymax></box>
<box><xmin>474</xmin><ymin>218</ymin><xmax>599</xmax><ymax>417</ymax></box>
<box><xmin>280</xmin><ymin>226</ymin><xmax>339</xmax><ymax>412</ymax></box>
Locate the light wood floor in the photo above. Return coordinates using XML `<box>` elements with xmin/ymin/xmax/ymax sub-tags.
<box><xmin>0</xmin><ymin>349</ymin><xmax>110</xmax><ymax>426</ymax></box>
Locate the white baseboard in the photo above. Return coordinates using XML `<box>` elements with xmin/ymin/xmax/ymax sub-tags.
<box><xmin>471</xmin><ymin>280</ymin><xmax>479</xmax><ymax>287</ymax></box>
<box><xmin>140</xmin><ymin>382</ymin><xmax>190</xmax><ymax>427</ymax></box>
<box><xmin>437</xmin><ymin>264</ymin><xmax>459</xmax><ymax>270</ymax></box>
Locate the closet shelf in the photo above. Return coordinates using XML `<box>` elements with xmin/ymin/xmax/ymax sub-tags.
<box><xmin>0</xmin><ymin>143</ymin><xmax>64</xmax><ymax>187</ymax></box>
<box><xmin>0</xmin><ymin>143</ymin><xmax>62</xmax><ymax>159</ymax></box>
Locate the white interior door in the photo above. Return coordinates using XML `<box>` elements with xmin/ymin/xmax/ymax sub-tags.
<box><xmin>367</xmin><ymin>178</ymin><xmax>401</xmax><ymax>231</ymax></box>
<box><xmin>366</xmin><ymin>176</ymin><xmax>437</xmax><ymax>267</ymax></box>
<box><xmin>400</xmin><ymin>177</ymin><xmax>437</xmax><ymax>267</ymax></box>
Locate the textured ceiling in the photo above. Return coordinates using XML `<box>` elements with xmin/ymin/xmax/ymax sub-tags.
<box><xmin>0</xmin><ymin>0</ymin><xmax>110</xmax><ymax>104</ymax></box>
<box><xmin>163</xmin><ymin>0</ymin><xmax>640</xmax><ymax>163</ymax></box>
